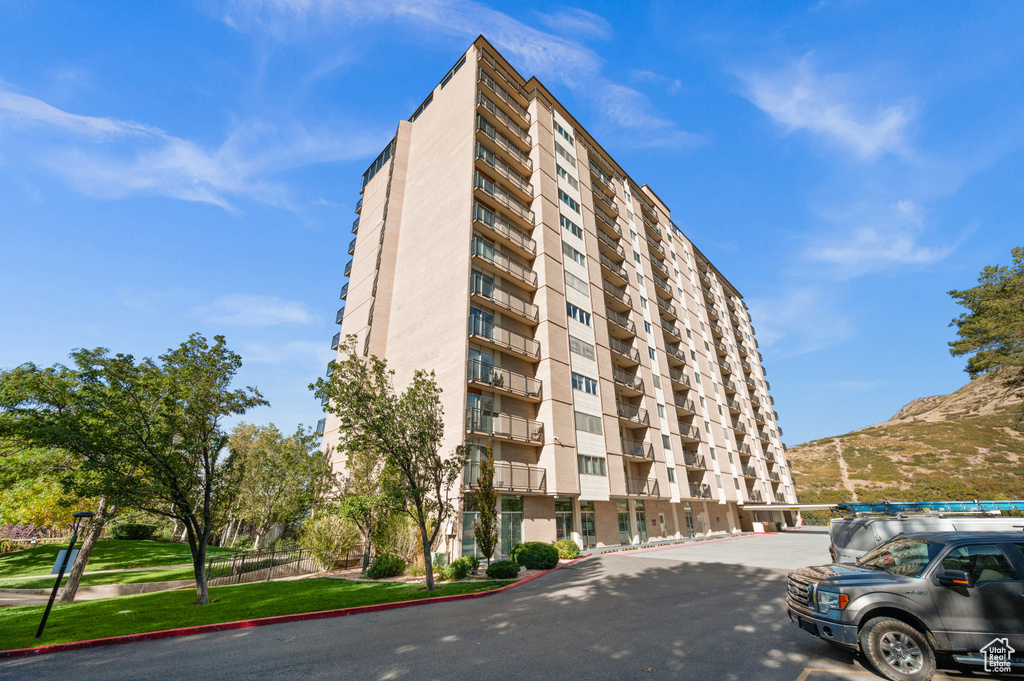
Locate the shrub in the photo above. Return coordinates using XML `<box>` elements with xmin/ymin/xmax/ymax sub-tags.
<box><xmin>441</xmin><ymin>556</ymin><xmax>476</xmax><ymax>581</ymax></box>
<box><xmin>509</xmin><ymin>542</ymin><xmax>559</xmax><ymax>570</ymax></box>
<box><xmin>0</xmin><ymin>539</ymin><xmax>19</xmax><ymax>555</ymax></box>
<box><xmin>366</xmin><ymin>553</ymin><xmax>405</xmax><ymax>579</ymax></box>
<box><xmin>111</xmin><ymin>524</ymin><xmax>156</xmax><ymax>541</ymax></box>
<box><xmin>554</xmin><ymin>538</ymin><xmax>580</xmax><ymax>560</ymax></box>
<box><xmin>486</xmin><ymin>560</ymin><xmax>519</xmax><ymax>580</ymax></box>
<box><xmin>300</xmin><ymin>514</ymin><xmax>361</xmax><ymax>571</ymax></box>
<box><xmin>405</xmin><ymin>562</ymin><xmax>425</xmax><ymax>577</ymax></box>
<box><xmin>464</xmin><ymin>555</ymin><xmax>480</xmax><ymax>572</ymax></box>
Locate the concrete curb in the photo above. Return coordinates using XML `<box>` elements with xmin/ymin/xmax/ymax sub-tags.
<box><xmin>594</xmin><ymin>531</ymin><xmax>776</xmax><ymax>556</ymax></box>
<box><xmin>0</xmin><ymin>555</ymin><xmax>589</xmax><ymax>659</ymax></box>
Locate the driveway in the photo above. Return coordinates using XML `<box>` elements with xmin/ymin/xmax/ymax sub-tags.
<box><xmin>0</xmin><ymin>530</ymin><xmax>981</xmax><ymax>681</ymax></box>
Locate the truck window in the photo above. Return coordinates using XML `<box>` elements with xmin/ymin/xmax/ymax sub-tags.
<box><xmin>859</xmin><ymin>537</ymin><xmax>942</xmax><ymax>577</ymax></box>
<box><xmin>942</xmin><ymin>544</ymin><xmax>1017</xmax><ymax>583</ymax></box>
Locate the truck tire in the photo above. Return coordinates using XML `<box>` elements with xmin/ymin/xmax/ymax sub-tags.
<box><xmin>859</xmin><ymin>617</ymin><xmax>935</xmax><ymax>681</ymax></box>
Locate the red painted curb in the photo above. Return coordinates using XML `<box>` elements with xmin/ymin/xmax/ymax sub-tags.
<box><xmin>0</xmin><ymin>555</ymin><xmax>589</xmax><ymax>660</ymax></box>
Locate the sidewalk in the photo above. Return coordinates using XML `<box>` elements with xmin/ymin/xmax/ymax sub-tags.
<box><xmin>590</xmin><ymin>530</ymin><xmax>766</xmax><ymax>556</ymax></box>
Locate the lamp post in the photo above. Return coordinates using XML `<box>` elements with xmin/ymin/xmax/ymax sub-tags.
<box><xmin>35</xmin><ymin>511</ymin><xmax>94</xmax><ymax>640</ymax></box>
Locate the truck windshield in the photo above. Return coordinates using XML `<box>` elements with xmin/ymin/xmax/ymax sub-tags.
<box><xmin>858</xmin><ymin>537</ymin><xmax>943</xmax><ymax>578</ymax></box>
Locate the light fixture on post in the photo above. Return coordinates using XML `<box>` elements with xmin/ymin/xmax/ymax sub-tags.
<box><xmin>35</xmin><ymin>511</ymin><xmax>94</xmax><ymax>640</ymax></box>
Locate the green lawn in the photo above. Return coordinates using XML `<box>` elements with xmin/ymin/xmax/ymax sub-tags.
<box><xmin>0</xmin><ymin>540</ymin><xmax>238</xmax><ymax>579</ymax></box>
<box><xmin>0</xmin><ymin>567</ymin><xmax>197</xmax><ymax>590</ymax></box>
<box><xmin>0</xmin><ymin>577</ymin><xmax>510</xmax><ymax>651</ymax></box>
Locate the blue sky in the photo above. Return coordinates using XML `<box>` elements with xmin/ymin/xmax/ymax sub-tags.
<box><xmin>1</xmin><ymin>1</ymin><xmax>1021</xmax><ymax>446</ymax></box>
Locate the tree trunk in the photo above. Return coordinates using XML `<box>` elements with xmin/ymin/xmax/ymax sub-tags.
<box><xmin>361</xmin><ymin>538</ymin><xmax>372</xmax><ymax>576</ymax></box>
<box><xmin>419</xmin><ymin>519</ymin><xmax>435</xmax><ymax>591</ymax></box>
<box><xmin>56</xmin><ymin>496</ymin><xmax>110</xmax><ymax>604</ymax></box>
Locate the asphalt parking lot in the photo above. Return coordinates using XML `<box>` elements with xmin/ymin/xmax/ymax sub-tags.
<box><xmin>0</xmin><ymin>529</ymin><xmax>1008</xmax><ymax>680</ymax></box>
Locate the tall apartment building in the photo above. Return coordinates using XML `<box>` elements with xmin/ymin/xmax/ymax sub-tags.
<box><xmin>321</xmin><ymin>36</ymin><xmax>798</xmax><ymax>558</ymax></box>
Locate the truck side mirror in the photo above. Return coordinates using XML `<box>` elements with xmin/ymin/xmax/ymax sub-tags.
<box><xmin>937</xmin><ymin>570</ymin><xmax>974</xmax><ymax>588</ymax></box>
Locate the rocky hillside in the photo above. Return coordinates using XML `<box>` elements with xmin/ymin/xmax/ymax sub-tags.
<box><xmin>787</xmin><ymin>372</ymin><xmax>1024</xmax><ymax>506</ymax></box>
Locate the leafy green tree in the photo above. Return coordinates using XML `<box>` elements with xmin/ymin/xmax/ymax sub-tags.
<box><xmin>472</xmin><ymin>442</ymin><xmax>499</xmax><ymax>566</ymax></box>
<box><xmin>0</xmin><ymin>334</ymin><xmax>266</xmax><ymax>605</ymax></box>
<box><xmin>0</xmin><ymin>441</ymin><xmax>87</xmax><ymax>528</ymax></box>
<box><xmin>300</xmin><ymin>513</ymin><xmax>361</xmax><ymax>571</ymax></box>
<box><xmin>311</xmin><ymin>337</ymin><xmax>462</xmax><ymax>590</ymax></box>
<box><xmin>949</xmin><ymin>246</ymin><xmax>1024</xmax><ymax>422</ymax></box>
<box><xmin>335</xmin><ymin>443</ymin><xmax>401</xmax><ymax>574</ymax></box>
<box><xmin>227</xmin><ymin>423</ymin><xmax>333</xmax><ymax>549</ymax></box>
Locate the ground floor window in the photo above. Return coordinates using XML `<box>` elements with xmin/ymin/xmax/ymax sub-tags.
<box><xmin>555</xmin><ymin>497</ymin><xmax>574</xmax><ymax>541</ymax></box>
<box><xmin>461</xmin><ymin>494</ymin><xmax>481</xmax><ymax>559</ymax></box>
<box><xmin>500</xmin><ymin>495</ymin><xmax>522</xmax><ymax>559</ymax></box>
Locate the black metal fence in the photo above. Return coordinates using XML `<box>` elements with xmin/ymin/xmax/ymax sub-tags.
<box><xmin>206</xmin><ymin>547</ymin><xmax>318</xmax><ymax>587</ymax></box>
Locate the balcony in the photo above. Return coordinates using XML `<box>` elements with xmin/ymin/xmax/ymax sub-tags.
<box><xmin>725</xmin><ymin>396</ymin><xmax>741</xmax><ymax>413</ymax></box>
<box><xmin>477</xmin><ymin>53</ymin><xmax>530</xmax><ymax>120</ymax></box>
<box><xmin>600</xmin><ymin>253</ymin><xmax>628</xmax><ymax>286</ymax></box>
<box><xmin>708</xmin><ymin>320</ymin><xmax>725</xmax><ymax>338</ymax></box>
<box><xmin>465</xmin><ymin>408</ymin><xmax>544</xmax><ymax>445</ymax></box>
<box><xmin>331</xmin><ymin>332</ymin><xmax>341</xmax><ymax>351</ymax></box>
<box><xmin>474</xmin><ymin>172</ymin><xmax>534</xmax><ymax>226</ymax></box>
<box><xmin>348</xmin><ymin>237</ymin><xmax>356</xmax><ymax>256</ymax></box>
<box><xmin>344</xmin><ymin>260</ymin><xmax>352</xmax><ymax>278</ymax></box>
<box><xmin>471</xmin><ymin>236</ymin><xmax>538</xmax><ymax>289</ymax></box>
<box><xmin>661</xmin><ymin>320</ymin><xmax>682</xmax><ymax>342</ymax></box>
<box><xmin>717</xmin><ymin>358</ymin><xmax>733</xmax><ymax>375</ymax></box>
<box><xmin>621</xmin><ymin>436</ymin><xmax>654</xmax><ymax>460</ymax></box>
<box><xmin>740</xmin><ymin>359</ymin><xmax>753</xmax><ymax>374</ymax></box>
<box><xmin>647</xmin><ymin>236</ymin><xmax>666</xmax><ymax>259</ymax></box>
<box><xmin>616</xmin><ymin>400</ymin><xmax>649</xmax><ymax>426</ymax></box>
<box><xmin>741</xmin><ymin>465</ymin><xmax>758</xmax><ymax>478</ymax></box>
<box><xmin>765</xmin><ymin>450</ymin><xmax>776</xmax><ymax>463</ymax></box>
<box><xmin>597</xmin><ymin>228</ymin><xmax>625</xmax><ymax>260</ymax></box>
<box><xmin>698</xmin><ymin>270</ymin><xmax>711</xmax><ymax>288</ymax></box>
<box><xmin>593</xmin><ymin>187</ymin><xmax>618</xmax><ymax>217</ymax></box>
<box><xmin>699</xmin><ymin>284</ymin><xmax>715</xmax><ymax>302</ymax></box>
<box><xmin>668</xmin><ymin>366</ymin><xmax>691</xmax><ymax>389</ymax></box>
<box><xmin>612</xmin><ymin>366</ymin><xmax>644</xmax><ymax>395</ymax></box>
<box><xmin>335</xmin><ymin>306</ymin><xmax>345</xmax><ymax>325</ymax></box>
<box><xmin>626</xmin><ymin>476</ymin><xmax>659</xmax><ymax>497</ymax></box>
<box><xmin>665</xmin><ymin>343</ymin><xmax>687</xmax><ymax>366</ymax></box>
<box><xmin>355</xmin><ymin>197</ymin><xmax>362</xmax><ymax>214</ymax></box>
<box><xmin>652</xmin><ymin>273</ymin><xmax>672</xmax><ymax>296</ymax></box>
<box><xmin>689</xmin><ymin>482</ymin><xmax>712</xmax><ymax>499</ymax></box>
<box><xmin>722</xmin><ymin>378</ymin><xmax>738</xmax><ymax>394</ymax></box>
<box><xmin>744</xmin><ymin>375</ymin><xmax>756</xmax><ymax>390</ymax></box>
<box><xmin>757</xmin><ymin>429</ymin><xmax>771</xmax><ymax>443</ymax></box>
<box><xmin>609</xmin><ymin>337</ymin><xmax>641</xmax><ymax>366</ymax></box>
<box><xmin>737</xmin><ymin>443</ymin><xmax>753</xmax><ymax>457</ymax></box>
<box><xmin>705</xmin><ymin>303</ymin><xmax>720</xmax><ymax>321</ymax></box>
<box><xmin>711</xmin><ymin>337</ymin><xmax>729</xmax><ymax>356</ymax></box>
<box><xmin>603</xmin><ymin>279</ymin><xmax>631</xmax><ymax>311</ymax></box>
<box><xmin>594</xmin><ymin>204</ymin><xmax>619</xmax><ymax>236</ymax></box>
<box><xmin>463</xmin><ymin>459</ymin><xmax>546</xmax><ymax>494</ymax></box>
<box><xmin>695</xmin><ymin>254</ymin><xmax>710</xmax><ymax>273</ymax></box>
<box><xmin>340</xmin><ymin>283</ymin><xmax>348</xmax><ymax>300</ymax></box>
<box><xmin>470</xmin><ymin>273</ymin><xmax>539</xmax><ymax>324</ymax></box>
<box><xmin>731</xmin><ymin>419</ymin><xmax>747</xmax><ymax>435</ymax></box>
<box><xmin>352</xmin><ymin>217</ymin><xmax>360</xmax><ymax>235</ymax></box>
<box><xmin>650</xmin><ymin>254</ymin><xmax>670</xmax><ymax>279</ymax></box>
<box><xmin>476</xmin><ymin>115</ymin><xmax>532</xmax><ymax>173</ymax></box>
<box><xmin>753</xmin><ymin>412</ymin><xmax>766</xmax><ymax>427</ymax></box>
<box><xmin>678</xmin><ymin>422</ymin><xmax>701</xmax><ymax>442</ymax></box>
<box><xmin>635</xmin><ymin>192</ymin><xmax>657</xmax><ymax>219</ymax></box>
<box><xmin>683</xmin><ymin>453</ymin><xmax>707</xmax><ymax>470</ymax></box>
<box><xmin>673</xmin><ymin>394</ymin><xmax>696</xmax><ymax>415</ymax></box>
<box><xmin>737</xmin><ymin>343</ymin><xmax>749</xmax><ymax>357</ymax></box>
<box><xmin>642</xmin><ymin>216</ymin><xmax>662</xmax><ymax>240</ymax></box>
<box><xmin>589</xmin><ymin>160</ymin><xmax>615</xmax><ymax>197</ymax></box>
<box><xmin>468</xmin><ymin>315</ymin><xmax>540</xmax><ymax>360</ymax></box>
<box><xmin>747</xmin><ymin>489</ymin><xmax>764</xmax><ymax>503</ymax></box>
<box><xmin>605</xmin><ymin>307</ymin><xmax>636</xmax><ymax>337</ymax></box>
<box><xmin>467</xmin><ymin>359</ymin><xmax>542</xmax><ymax>401</ymax></box>
<box><xmin>768</xmin><ymin>470</ymin><xmax>781</xmax><ymax>483</ymax></box>
<box><xmin>655</xmin><ymin>296</ymin><xmax>676</xmax><ymax>319</ymax></box>
<box><xmin>750</xmin><ymin>394</ymin><xmax>761</xmax><ymax>408</ymax></box>
<box><xmin>475</xmin><ymin>142</ymin><xmax>532</xmax><ymax>200</ymax></box>
<box><xmin>476</xmin><ymin>90</ymin><xmax>531</xmax><ymax>146</ymax></box>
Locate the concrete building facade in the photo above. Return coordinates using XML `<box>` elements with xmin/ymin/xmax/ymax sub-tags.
<box><xmin>321</xmin><ymin>37</ymin><xmax>798</xmax><ymax>559</ymax></box>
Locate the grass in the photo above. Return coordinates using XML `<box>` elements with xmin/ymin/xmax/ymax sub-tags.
<box><xmin>0</xmin><ymin>567</ymin><xmax>197</xmax><ymax>590</ymax></box>
<box><xmin>0</xmin><ymin>540</ymin><xmax>238</xmax><ymax>580</ymax></box>
<box><xmin>0</xmin><ymin>577</ymin><xmax>510</xmax><ymax>651</ymax></box>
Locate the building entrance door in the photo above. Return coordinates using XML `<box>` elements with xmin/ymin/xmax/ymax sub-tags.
<box><xmin>616</xmin><ymin>499</ymin><xmax>631</xmax><ymax>544</ymax></box>
<box><xmin>635</xmin><ymin>501</ymin><xmax>648</xmax><ymax>543</ymax></box>
<box><xmin>579</xmin><ymin>500</ymin><xmax>596</xmax><ymax>548</ymax></box>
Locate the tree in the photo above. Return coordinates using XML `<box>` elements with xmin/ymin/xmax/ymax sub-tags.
<box><xmin>949</xmin><ymin>246</ymin><xmax>1024</xmax><ymax>422</ymax></box>
<box><xmin>311</xmin><ymin>337</ymin><xmax>462</xmax><ymax>590</ymax></box>
<box><xmin>0</xmin><ymin>441</ymin><xmax>87</xmax><ymax>528</ymax></box>
<box><xmin>226</xmin><ymin>423</ymin><xmax>333</xmax><ymax>549</ymax></box>
<box><xmin>472</xmin><ymin>442</ymin><xmax>499</xmax><ymax>566</ymax></box>
<box><xmin>0</xmin><ymin>334</ymin><xmax>266</xmax><ymax>605</ymax></box>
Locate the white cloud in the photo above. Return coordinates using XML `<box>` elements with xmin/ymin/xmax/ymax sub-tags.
<box><xmin>533</xmin><ymin>8</ymin><xmax>612</xmax><ymax>41</ymax></box>
<box><xmin>239</xmin><ymin>339</ymin><xmax>335</xmax><ymax>365</ymax></box>
<box><xmin>0</xmin><ymin>86</ymin><xmax>388</xmax><ymax>212</ymax></box>
<box><xmin>196</xmin><ymin>294</ymin><xmax>315</xmax><ymax>327</ymax></box>
<box><xmin>747</xmin><ymin>287</ymin><xmax>852</xmax><ymax>355</ymax></box>
<box><xmin>739</xmin><ymin>55</ymin><xmax>915</xmax><ymax>159</ymax></box>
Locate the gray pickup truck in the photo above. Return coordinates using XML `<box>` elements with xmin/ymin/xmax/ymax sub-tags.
<box><xmin>787</xmin><ymin>531</ymin><xmax>1024</xmax><ymax>680</ymax></box>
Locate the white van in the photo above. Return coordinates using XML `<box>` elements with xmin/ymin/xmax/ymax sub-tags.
<box><xmin>828</xmin><ymin>515</ymin><xmax>1023</xmax><ymax>563</ymax></box>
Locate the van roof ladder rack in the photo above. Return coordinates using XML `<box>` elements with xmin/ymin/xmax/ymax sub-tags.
<box><xmin>835</xmin><ymin>500</ymin><xmax>1024</xmax><ymax>516</ymax></box>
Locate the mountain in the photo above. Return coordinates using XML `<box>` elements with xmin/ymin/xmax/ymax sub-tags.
<box><xmin>786</xmin><ymin>372</ymin><xmax>1024</xmax><ymax>507</ymax></box>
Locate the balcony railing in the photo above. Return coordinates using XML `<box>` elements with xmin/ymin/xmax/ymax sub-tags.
<box><xmin>626</xmin><ymin>476</ymin><xmax>659</xmax><ymax>497</ymax></box>
<box><xmin>603</xmin><ymin>279</ymin><xmax>631</xmax><ymax>307</ymax></box>
<box><xmin>331</xmin><ymin>332</ymin><xmax>341</xmax><ymax>351</ymax></box>
<box><xmin>589</xmin><ymin>160</ymin><xmax>615</xmax><ymax>195</ymax></box>
<box><xmin>605</xmin><ymin>307</ymin><xmax>636</xmax><ymax>335</ymax></box>
<box><xmin>708</xmin><ymin>320</ymin><xmax>725</xmax><ymax>337</ymax></box>
<box><xmin>668</xmin><ymin>366</ymin><xmax>690</xmax><ymax>387</ymax></box>
<box><xmin>620</xmin><ymin>437</ymin><xmax>654</xmax><ymax>460</ymax></box>
<box><xmin>740</xmin><ymin>359</ymin><xmax>753</xmax><ymax>374</ymax></box>
<box><xmin>600</xmin><ymin>253</ymin><xmax>628</xmax><ymax>282</ymax></box>
<box><xmin>722</xmin><ymin>378</ymin><xmax>738</xmax><ymax>393</ymax></box>
<box><xmin>477</xmin><ymin>53</ymin><xmax>530</xmax><ymax>117</ymax></box>
<box><xmin>768</xmin><ymin>470</ymin><xmax>781</xmax><ymax>483</ymax></box>
<box><xmin>475</xmin><ymin>143</ymin><xmax>532</xmax><ymax>197</ymax></box>
<box><xmin>666</xmin><ymin>344</ymin><xmax>688</xmax><ymax>364</ymax></box>
<box><xmin>471</xmin><ymin>236</ymin><xmax>537</xmax><ymax>288</ymax></box>
<box><xmin>468</xmin><ymin>315</ymin><xmax>540</xmax><ymax>359</ymax></box>
<box><xmin>741</xmin><ymin>465</ymin><xmax>758</xmax><ymax>478</ymax></box>
<box><xmin>661</xmin><ymin>320</ymin><xmax>682</xmax><ymax>340</ymax></box>
<box><xmin>711</xmin><ymin>337</ymin><xmax>728</xmax><ymax>354</ymax></box>
<box><xmin>683</xmin><ymin>453</ymin><xmax>706</xmax><ymax>469</ymax></box>
<box><xmin>725</xmin><ymin>396</ymin><xmax>741</xmax><ymax>412</ymax></box>
<box><xmin>678</xmin><ymin>422</ymin><xmax>701</xmax><ymax>441</ymax></box>
<box><xmin>348</xmin><ymin>237</ymin><xmax>356</xmax><ymax>256</ymax></box>
<box><xmin>747</xmin><ymin>489</ymin><xmax>764</xmax><ymax>503</ymax></box>
<box><xmin>705</xmin><ymin>303</ymin><xmax>720</xmax><ymax>320</ymax></box>
<box><xmin>650</xmin><ymin>255</ymin><xmax>669</xmax><ymax>278</ymax></box>
<box><xmin>476</xmin><ymin>90</ymin><xmax>531</xmax><ymax>145</ymax></box>
<box><xmin>765</xmin><ymin>450</ymin><xmax>776</xmax><ymax>463</ymax></box>
<box><xmin>635</xmin><ymin>191</ymin><xmax>657</xmax><ymax>217</ymax></box>
<box><xmin>335</xmin><ymin>306</ymin><xmax>345</xmax><ymax>325</ymax></box>
<box><xmin>642</xmin><ymin>216</ymin><xmax>662</xmax><ymax>239</ymax></box>
<box><xmin>737</xmin><ymin>443</ymin><xmax>752</xmax><ymax>456</ymax></box>
<box><xmin>652</xmin><ymin>273</ymin><xmax>672</xmax><ymax>295</ymax></box>
<box><xmin>465</xmin><ymin>408</ymin><xmax>544</xmax><ymax>444</ymax></box>
<box><xmin>597</xmin><ymin>228</ymin><xmax>625</xmax><ymax>259</ymax></box>
<box><xmin>470</xmin><ymin>273</ymin><xmax>538</xmax><ymax>322</ymax></box>
<box><xmin>647</xmin><ymin>237</ymin><xmax>666</xmax><ymax>258</ymax></box>
<box><xmin>757</xmin><ymin>429</ymin><xmax>771</xmax><ymax>442</ymax></box>
<box><xmin>673</xmin><ymin>394</ymin><xmax>696</xmax><ymax>414</ymax></box>
<box><xmin>689</xmin><ymin>483</ymin><xmax>712</xmax><ymax>499</ymax></box>
<box><xmin>474</xmin><ymin>172</ymin><xmax>534</xmax><ymax>224</ymax></box>
<box><xmin>612</xmin><ymin>366</ymin><xmax>643</xmax><ymax>392</ymax></box>
<box><xmin>656</xmin><ymin>296</ymin><xmax>676</xmax><ymax>318</ymax></box>
<box><xmin>467</xmin><ymin>359</ymin><xmax>542</xmax><ymax>400</ymax></box>
<box><xmin>609</xmin><ymin>337</ymin><xmax>641</xmax><ymax>363</ymax></box>
<box><xmin>593</xmin><ymin>205</ymin><xmax>619</xmax><ymax>234</ymax></box>
<box><xmin>718</xmin><ymin>358</ymin><xmax>733</xmax><ymax>374</ymax></box>
<box><xmin>315</xmin><ymin>417</ymin><xmax>326</xmax><ymax>436</ymax></box>
<box><xmin>731</xmin><ymin>419</ymin><xmax>747</xmax><ymax>434</ymax></box>
<box><xmin>476</xmin><ymin>115</ymin><xmax>532</xmax><ymax>171</ymax></box>
<box><xmin>344</xmin><ymin>260</ymin><xmax>352</xmax><ymax>278</ymax></box>
<box><xmin>616</xmin><ymin>401</ymin><xmax>649</xmax><ymax>425</ymax></box>
<box><xmin>355</xmin><ymin>197</ymin><xmax>362</xmax><ymax>214</ymax></box>
<box><xmin>463</xmin><ymin>459</ymin><xmax>546</xmax><ymax>493</ymax></box>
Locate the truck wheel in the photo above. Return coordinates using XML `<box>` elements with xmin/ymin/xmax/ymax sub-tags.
<box><xmin>859</xmin><ymin>617</ymin><xmax>935</xmax><ymax>681</ymax></box>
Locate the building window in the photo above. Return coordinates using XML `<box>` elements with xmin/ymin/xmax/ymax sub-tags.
<box><xmin>439</xmin><ymin>54</ymin><xmax>466</xmax><ymax>88</ymax></box>
<box><xmin>709</xmin><ymin>447</ymin><xmax>716</xmax><ymax>460</ymax></box>
<box><xmin>668</xmin><ymin>467</ymin><xmax>676</xmax><ymax>483</ymax></box>
<box><xmin>636</xmin><ymin>273</ymin><xmax>644</xmax><ymax>286</ymax></box>
<box><xmin>662</xmin><ymin>434</ymin><xmax>671</xmax><ymax>450</ymax></box>
<box><xmin>562</xmin><ymin>241</ymin><xmax>586</xmax><ymax>266</ymax></box>
<box><xmin>566</xmin><ymin>302</ymin><xmax>591</xmax><ymax>326</ymax></box>
<box><xmin>554</xmin><ymin>120</ymin><xmax>574</xmax><ymax>145</ymax></box>
<box><xmin>640</xmin><ymin>297</ymin><xmax>647</xmax><ymax>308</ymax></box>
<box><xmin>657</xmin><ymin>404</ymin><xmax>666</xmax><ymax>418</ymax></box>
<box><xmin>559</xmin><ymin>189</ymin><xmax>580</xmax><ymax>213</ymax></box>
<box><xmin>690</xmin><ymin>350</ymin><xmax>697</xmax><ymax>360</ymax></box>
<box><xmin>569</xmin><ymin>336</ymin><xmax>595</xmax><ymax>359</ymax></box>
<box><xmin>555</xmin><ymin>141</ymin><xmax>576</xmax><ymax>167</ymax></box>
<box><xmin>564</xmin><ymin>270</ymin><xmax>589</xmax><ymax>295</ymax></box>
<box><xmin>574</xmin><ymin>412</ymin><xmax>602</xmax><ymax>434</ymax></box>
<box><xmin>734</xmin><ymin>479</ymin><xmax>741</xmax><ymax>490</ymax></box>
<box><xmin>634</xmin><ymin>251</ymin><xmax>641</xmax><ymax>263</ymax></box>
<box><xmin>578</xmin><ymin>454</ymin><xmax>606</xmax><ymax>476</ymax></box>
<box><xmin>560</xmin><ymin>214</ymin><xmax>582</xmax><ymax>239</ymax></box>
<box><xmin>572</xmin><ymin>372</ymin><xmax>598</xmax><ymax>395</ymax></box>
<box><xmin>649</xmin><ymin>348</ymin><xmax>655</xmax><ymax>359</ymax></box>
<box><xmin>716</xmin><ymin>475</ymin><xmax>723</xmax><ymax>488</ymax></box>
<box><xmin>556</xmin><ymin>165</ymin><xmax>579</xmax><ymax>190</ymax></box>
<box><xmin>686</xmin><ymin>329</ymin><xmax>692</xmax><ymax>339</ymax></box>
<box><xmin>644</xmin><ymin>321</ymin><xmax>652</xmax><ymax>334</ymax></box>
